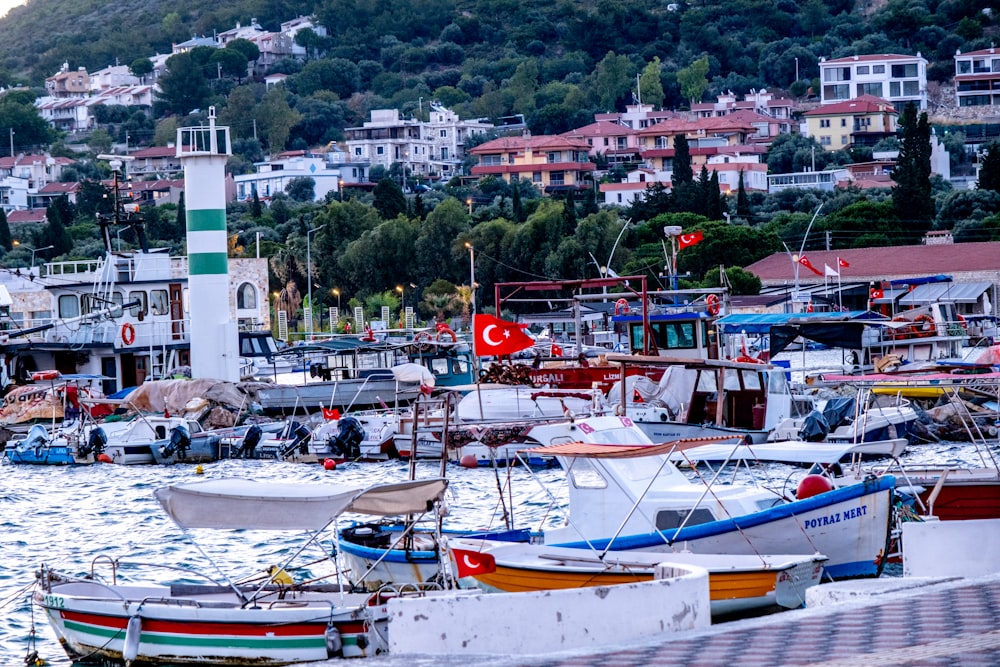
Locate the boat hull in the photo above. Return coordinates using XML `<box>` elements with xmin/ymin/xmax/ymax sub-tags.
<box><xmin>36</xmin><ymin>580</ymin><xmax>387</xmax><ymax>665</ymax></box>
<box><xmin>552</xmin><ymin>475</ymin><xmax>896</xmax><ymax>580</ymax></box>
<box><xmin>5</xmin><ymin>445</ymin><xmax>94</xmax><ymax>465</ymax></box>
<box><xmin>258</xmin><ymin>379</ymin><xmax>422</xmax><ymax>412</ymax></box>
<box><xmin>903</xmin><ymin>468</ymin><xmax>1000</xmax><ymax>521</ymax></box>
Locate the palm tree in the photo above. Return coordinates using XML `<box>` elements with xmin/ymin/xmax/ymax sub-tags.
<box><xmin>423</xmin><ymin>293</ymin><xmax>456</xmax><ymax>323</ymax></box>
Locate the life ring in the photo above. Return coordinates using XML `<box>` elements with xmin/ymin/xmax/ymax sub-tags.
<box><xmin>913</xmin><ymin>314</ymin><xmax>935</xmax><ymax>338</ymax></box>
<box><xmin>436</xmin><ymin>327</ymin><xmax>457</xmax><ymax>343</ymax></box>
<box><xmin>121</xmin><ymin>322</ymin><xmax>136</xmax><ymax>345</ymax></box>
<box><xmin>957</xmin><ymin>313</ymin><xmax>968</xmax><ymax>332</ymax></box>
<box><xmin>706</xmin><ymin>294</ymin><xmax>720</xmax><ymax>316</ymax></box>
<box><xmin>413</xmin><ymin>331</ymin><xmax>433</xmax><ymax>349</ymax></box>
<box><xmin>31</xmin><ymin>370</ymin><xmax>59</xmax><ymax>381</ymax></box>
<box><xmin>614</xmin><ymin>298</ymin><xmax>629</xmax><ymax>316</ymax></box>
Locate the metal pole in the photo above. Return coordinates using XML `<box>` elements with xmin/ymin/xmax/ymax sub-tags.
<box><xmin>306</xmin><ymin>226</ymin><xmax>320</xmax><ymax>338</ymax></box>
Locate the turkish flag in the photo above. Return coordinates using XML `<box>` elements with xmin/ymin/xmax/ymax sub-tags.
<box><xmin>838</xmin><ymin>257</ymin><xmax>850</xmax><ymax>268</ymax></box>
<box><xmin>797</xmin><ymin>255</ymin><xmax>823</xmax><ymax>276</ymax></box>
<box><xmin>677</xmin><ymin>230</ymin><xmax>704</xmax><ymax>249</ymax></box>
<box><xmin>550</xmin><ymin>343</ymin><xmax>563</xmax><ymax>357</ymax></box>
<box><xmin>452</xmin><ymin>548</ymin><xmax>496</xmax><ymax>577</ymax></box>
<box><xmin>473</xmin><ymin>314</ymin><xmax>534</xmax><ymax>357</ymax></box>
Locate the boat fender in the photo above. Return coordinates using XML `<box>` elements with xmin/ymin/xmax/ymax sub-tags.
<box><xmin>121</xmin><ymin>322</ymin><xmax>136</xmax><ymax>346</ymax></box>
<box><xmin>436</xmin><ymin>327</ymin><xmax>457</xmax><ymax>342</ymax></box>
<box><xmin>325</xmin><ymin>624</ymin><xmax>343</xmax><ymax>658</ymax></box>
<box><xmin>123</xmin><ymin>614</ymin><xmax>142</xmax><ymax>664</ymax></box>
<box><xmin>796</xmin><ymin>474</ymin><xmax>834</xmax><ymax>500</ymax></box>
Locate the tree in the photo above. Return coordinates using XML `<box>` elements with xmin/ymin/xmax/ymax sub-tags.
<box><xmin>592</xmin><ymin>51</ymin><xmax>635</xmax><ymax>111</ymax></box>
<box><xmin>41</xmin><ymin>195</ymin><xmax>74</xmax><ymax>258</ymax></box>
<box><xmin>225</xmin><ymin>38</ymin><xmax>260</xmax><ymax>66</ymax></box>
<box><xmin>892</xmin><ymin>103</ymin><xmax>934</xmax><ymax>242</ymax></box>
<box><xmin>286</xmin><ymin>177</ymin><xmax>316</xmax><ymax>202</ymax></box>
<box><xmin>415</xmin><ymin>198</ymin><xmax>471</xmax><ymax>286</ymax></box>
<box><xmin>372</xmin><ymin>178</ymin><xmax>407</xmax><ymax>220</ymax></box>
<box><xmin>129</xmin><ymin>57</ymin><xmax>154</xmax><ymax>82</ymax></box>
<box><xmin>638</xmin><ymin>57</ymin><xmax>664</xmax><ymax>108</ymax></box>
<box><xmin>736</xmin><ymin>171</ymin><xmax>751</xmax><ymax>219</ymax></box>
<box><xmin>250</xmin><ymin>190</ymin><xmax>262</xmax><ymax>218</ymax></box>
<box><xmin>155</xmin><ymin>52</ymin><xmax>211</xmax><ymax>116</ymax></box>
<box><xmin>257</xmin><ymin>87</ymin><xmax>301</xmax><ymax>154</ymax></box>
<box><xmin>677</xmin><ymin>56</ymin><xmax>710</xmax><ymax>107</ymax></box>
<box><xmin>977</xmin><ymin>142</ymin><xmax>1000</xmax><ymax>194</ymax></box>
<box><xmin>210</xmin><ymin>48</ymin><xmax>250</xmax><ymax>82</ymax></box>
<box><xmin>673</xmin><ymin>134</ymin><xmax>693</xmax><ymax>185</ymax></box>
<box><xmin>562</xmin><ymin>189</ymin><xmax>577</xmax><ymax>235</ymax></box>
<box><xmin>0</xmin><ymin>208</ymin><xmax>11</xmax><ymax>251</ymax></box>
<box><xmin>512</xmin><ymin>179</ymin><xmax>525</xmax><ymax>222</ymax></box>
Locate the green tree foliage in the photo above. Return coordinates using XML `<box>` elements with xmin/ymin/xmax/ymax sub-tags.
<box><xmin>41</xmin><ymin>195</ymin><xmax>74</xmax><ymax>257</ymax></box>
<box><xmin>210</xmin><ymin>48</ymin><xmax>250</xmax><ymax>82</ymax></box>
<box><xmin>286</xmin><ymin>177</ymin><xmax>316</xmax><ymax>202</ymax></box>
<box><xmin>766</xmin><ymin>133</ymin><xmax>828</xmax><ymax>174</ymax></box>
<box><xmin>0</xmin><ymin>208</ymin><xmax>11</xmax><ymax>251</ymax></box>
<box><xmin>155</xmin><ymin>52</ymin><xmax>212</xmax><ymax>116</ymax></box>
<box><xmin>817</xmin><ymin>199</ymin><xmax>900</xmax><ymax>249</ymax></box>
<box><xmin>892</xmin><ymin>103</ymin><xmax>934</xmax><ymax>242</ymax></box>
<box><xmin>373</xmin><ymin>178</ymin><xmax>408</xmax><ymax>220</ymax></box>
<box><xmin>677</xmin><ymin>56</ymin><xmax>710</xmax><ymax>107</ymax></box>
<box><xmin>977</xmin><ymin>142</ymin><xmax>1000</xmax><ymax>194</ymax></box>
<box><xmin>592</xmin><ymin>51</ymin><xmax>635</xmax><ymax>111</ymax></box>
<box><xmin>736</xmin><ymin>171</ymin><xmax>751</xmax><ymax>219</ymax></box>
<box><xmin>674</xmin><ymin>219</ymin><xmax>781</xmax><ymax>282</ymax></box>
<box><xmin>0</xmin><ymin>92</ymin><xmax>53</xmax><ymax>154</ymax></box>
<box><xmin>339</xmin><ymin>217</ymin><xmax>419</xmax><ymax>296</ymax></box>
<box><xmin>257</xmin><ymin>87</ymin><xmax>301</xmax><ymax>153</ymax></box>
<box><xmin>702</xmin><ymin>266</ymin><xmax>762</xmax><ymax>296</ymax></box>
<box><xmin>129</xmin><ymin>57</ymin><xmax>154</xmax><ymax>81</ymax></box>
<box><xmin>638</xmin><ymin>57</ymin><xmax>664</xmax><ymax>108</ymax></box>
<box><xmin>415</xmin><ymin>198</ymin><xmax>470</xmax><ymax>286</ymax></box>
<box><xmin>673</xmin><ymin>134</ymin><xmax>693</xmax><ymax>185</ymax></box>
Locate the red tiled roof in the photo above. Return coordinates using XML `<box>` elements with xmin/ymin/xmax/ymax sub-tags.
<box><xmin>37</xmin><ymin>182</ymin><xmax>79</xmax><ymax>194</ymax></box>
<box><xmin>562</xmin><ymin>121</ymin><xmax>634</xmax><ymax>138</ymax></box>
<box><xmin>804</xmin><ymin>95</ymin><xmax>896</xmax><ymax>116</ymax></box>
<box><xmin>0</xmin><ymin>155</ymin><xmax>75</xmax><ymax>168</ymax></box>
<box><xmin>745</xmin><ymin>242</ymin><xmax>1000</xmax><ymax>283</ymax></box>
<box><xmin>471</xmin><ymin>135</ymin><xmax>591</xmax><ymax>153</ymax></box>
<box><xmin>130</xmin><ymin>146</ymin><xmax>177</xmax><ymax>158</ymax></box>
<box><xmin>823</xmin><ymin>53</ymin><xmax>925</xmax><ymax>64</ymax></box>
<box><xmin>7</xmin><ymin>209</ymin><xmax>47</xmax><ymax>223</ymax></box>
<box><xmin>636</xmin><ymin>116</ymin><xmax>755</xmax><ymax>136</ymax></box>
<box><xmin>955</xmin><ymin>48</ymin><xmax>1000</xmax><ymax>58</ymax></box>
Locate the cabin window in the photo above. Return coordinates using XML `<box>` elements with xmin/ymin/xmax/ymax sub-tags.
<box><xmin>30</xmin><ymin>310</ymin><xmax>51</xmax><ymax>326</ymax></box>
<box><xmin>567</xmin><ymin>459</ymin><xmax>607</xmax><ymax>489</ymax></box>
<box><xmin>128</xmin><ymin>291</ymin><xmax>148</xmax><ymax>317</ymax></box>
<box><xmin>741</xmin><ymin>370</ymin><xmax>762</xmax><ymax>391</ymax></box>
<box><xmin>655</xmin><ymin>508</ymin><xmax>715</xmax><ymax>530</ymax></box>
<box><xmin>58</xmin><ymin>294</ymin><xmax>80</xmax><ymax>319</ymax></box>
<box><xmin>237</xmin><ymin>282</ymin><xmax>257</xmax><ymax>309</ymax></box>
<box><xmin>428</xmin><ymin>358</ymin><xmax>450</xmax><ymax>375</ymax></box>
<box><xmin>150</xmin><ymin>290</ymin><xmax>169</xmax><ymax>316</ymax></box>
<box><xmin>451</xmin><ymin>358</ymin><xmax>469</xmax><ymax>375</ymax></box>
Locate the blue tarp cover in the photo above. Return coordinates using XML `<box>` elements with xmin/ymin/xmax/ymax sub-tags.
<box><xmin>714</xmin><ymin>311</ymin><xmax>887</xmax><ymax>335</ymax></box>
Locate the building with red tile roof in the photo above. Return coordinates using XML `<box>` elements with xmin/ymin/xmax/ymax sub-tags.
<box><xmin>469</xmin><ymin>135</ymin><xmax>595</xmax><ymax>192</ymax></box>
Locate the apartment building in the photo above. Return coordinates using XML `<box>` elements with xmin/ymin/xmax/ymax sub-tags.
<box><xmin>819</xmin><ymin>53</ymin><xmax>927</xmax><ymax>111</ymax></box>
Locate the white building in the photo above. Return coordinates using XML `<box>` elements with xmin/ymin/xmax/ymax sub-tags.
<box><xmin>345</xmin><ymin>105</ymin><xmax>494</xmax><ymax>182</ymax></box>
<box><xmin>280</xmin><ymin>16</ymin><xmax>327</xmax><ymax>59</ymax></box>
<box><xmin>233</xmin><ymin>147</ymin><xmax>370</xmax><ymax>203</ymax></box>
<box><xmin>819</xmin><ymin>53</ymin><xmax>928</xmax><ymax>111</ymax></box>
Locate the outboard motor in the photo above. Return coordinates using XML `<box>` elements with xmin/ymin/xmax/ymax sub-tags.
<box><xmin>798</xmin><ymin>409</ymin><xmax>831</xmax><ymax>442</ymax></box>
<box><xmin>329</xmin><ymin>416</ymin><xmax>364</xmax><ymax>459</ymax></box>
<box><xmin>160</xmin><ymin>424</ymin><xmax>191</xmax><ymax>460</ymax></box>
<box><xmin>281</xmin><ymin>423</ymin><xmax>312</xmax><ymax>458</ymax></box>
<box><xmin>78</xmin><ymin>426</ymin><xmax>107</xmax><ymax>458</ymax></box>
<box><xmin>22</xmin><ymin>424</ymin><xmax>48</xmax><ymax>452</ymax></box>
<box><xmin>237</xmin><ymin>424</ymin><xmax>263</xmax><ymax>459</ymax></box>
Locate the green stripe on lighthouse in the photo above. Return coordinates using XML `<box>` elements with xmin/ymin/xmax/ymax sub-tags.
<box><xmin>187</xmin><ymin>209</ymin><xmax>227</xmax><ymax>232</ymax></box>
<box><xmin>189</xmin><ymin>252</ymin><xmax>229</xmax><ymax>275</ymax></box>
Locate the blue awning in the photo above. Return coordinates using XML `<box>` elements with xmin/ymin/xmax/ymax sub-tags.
<box><xmin>714</xmin><ymin>310</ymin><xmax>887</xmax><ymax>335</ymax></box>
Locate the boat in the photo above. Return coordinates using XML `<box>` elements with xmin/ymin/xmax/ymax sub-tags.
<box><xmin>447</xmin><ymin>538</ymin><xmax>827</xmax><ymax>617</ymax></box>
<box><xmin>665</xmin><ymin>437</ymin><xmax>908</xmax><ymax>466</ymax></box>
<box><xmin>605</xmin><ymin>354</ymin><xmax>810</xmax><ymax>444</ymax></box>
<box><xmin>33</xmin><ymin>476</ymin><xmax>451</xmax><ymax>666</ymax></box>
<box><xmin>4</xmin><ymin>421</ymin><xmax>109</xmax><ymax>465</ymax></box>
<box><xmin>767</xmin><ymin>390</ymin><xmax>918</xmax><ymax>449</ymax></box>
<box><xmin>0</xmin><ymin>163</ymin><xmax>270</xmax><ymax>398</ymax></box>
<box><xmin>149</xmin><ymin>423</ymin><xmax>222</xmax><ymax>464</ymax></box>
<box><xmin>519</xmin><ymin>415</ymin><xmax>896</xmax><ymax>579</ymax></box>
<box><xmin>103</xmin><ymin>414</ymin><xmax>208</xmax><ymax>465</ymax></box>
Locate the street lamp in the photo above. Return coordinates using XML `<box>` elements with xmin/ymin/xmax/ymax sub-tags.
<box><xmin>466</xmin><ymin>198</ymin><xmax>472</xmax><ymax>215</ymax></box>
<box><xmin>396</xmin><ymin>285</ymin><xmax>404</xmax><ymax>322</ymax></box>
<box><xmin>338</xmin><ymin>178</ymin><xmax>344</xmax><ymax>202</ymax></box>
<box><xmin>464</xmin><ymin>242</ymin><xmax>476</xmax><ymax>324</ymax></box>
<box><xmin>13</xmin><ymin>242</ymin><xmax>54</xmax><ymax>269</ymax></box>
<box><xmin>332</xmin><ymin>288</ymin><xmax>341</xmax><ymax>313</ymax></box>
<box><xmin>795</xmin><ymin>57</ymin><xmax>799</xmax><ymax>82</ymax></box>
<box><xmin>306</xmin><ymin>226</ymin><xmax>321</xmax><ymax>337</ymax></box>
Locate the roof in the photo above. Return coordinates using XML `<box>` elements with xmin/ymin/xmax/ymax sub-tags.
<box><xmin>804</xmin><ymin>95</ymin><xmax>896</xmax><ymax>116</ymax></box>
<box><xmin>956</xmin><ymin>48</ymin><xmax>1000</xmax><ymax>58</ymax></box>
<box><xmin>471</xmin><ymin>135</ymin><xmax>591</xmax><ymax>153</ymax></box>
<box><xmin>7</xmin><ymin>209</ymin><xmax>47</xmax><ymax>223</ymax></box>
<box><xmin>744</xmin><ymin>242</ymin><xmax>1000</xmax><ymax>284</ymax></box>
<box><xmin>898</xmin><ymin>280</ymin><xmax>992</xmax><ymax>306</ymax></box>
<box><xmin>715</xmin><ymin>311</ymin><xmax>886</xmax><ymax>335</ymax></box>
<box><xmin>521</xmin><ymin>435</ymin><xmax>740</xmax><ymax>459</ymax></box>
<box><xmin>822</xmin><ymin>53</ymin><xmax>926</xmax><ymax>64</ymax></box>
<box><xmin>636</xmin><ymin>116</ymin><xmax>755</xmax><ymax>136</ymax></box>
<box><xmin>561</xmin><ymin>121</ymin><xmax>634</xmax><ymax>138</ymax></box>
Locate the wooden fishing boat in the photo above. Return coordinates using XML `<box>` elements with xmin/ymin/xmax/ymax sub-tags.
<box><xmin>33</xmin><ymin>477</ymin><xmax>450</xmax><ymax>666</ymax></box>
<box><xmin>447</xmin><ymin>538</ymin><xmax>827</xmax><ymax>617</ymax></box>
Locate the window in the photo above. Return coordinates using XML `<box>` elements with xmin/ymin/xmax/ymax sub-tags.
<box><xmin>824</xmin><ymin>66</ymin><xmax>851</xmax><ymax>82</ymax></box>
<box><xmin>441</xmin><ymin>147</ymin><xmax>449</xmax><ymax>160</ymax></box>
<box><xmin>820</xmin><ymin>136</ymin><xmax>832</xmax><ymax>146</ymax></box>
<box><xmin>354</xmin><ymin>147</ymin><xmax>362</xmax><ymax>156</ymax></box>
<box><xmin>237</xmin><ymin>283</ymin><xmax>257</xmax><ymax>309</ymax></box>
<box><xmin>150</xmin><ymin>289</ymin><xmax>169</xmax><ymax>316</ymax></box>
<box><xmin>891</xmin><ymin>63</ymin><xmax>918</xmax><ymax>78</ymax></box>
<box><xmin>532</xmin><ymin>172</ymin><xmax>542</xmax><ymax>182</ymax></box>
<box><xmin>903</xmin><ymin>80</ymin><xmax>920</xmax><ymax>96</ymax></box>
<box><xmin>841</xmin><ymin>135</ymin><xmax>848</xmax><ymax>145</ymax></box>
<box><xmin>376</xmin><ymin>146</ymin><xmax>384</xmax><ymax>155</ymax></box>
<box><xmin>872</xmin><ymin>64</ymin><xmax>885</xmax><ymax>74</ymax></box>
<box><xmin>30</xmin><ymin>310</ymin><xmax>51</xmax><ymax>326</ymax></box>
<box><xmin>958</xmin><ymin>60</ymin><xmax>972</xmax><ymax>75</ymax></box>
<box><xmin>841</xmin><ymin>118</ymin><xmax>847</xmax><ymax>127</ymax></box>
<box><xmin>856</xmin><ymin>65</ymin><xmax>870</xmax><ymax>75</ymax></box>
<box><xmin>568</xmin><ymin>459</ymin><xmax>607</xmax><ymax>489</ymax></box>
<box><xmin>858</xmin><ymin>82</ymin><xmax>883</xmax><ymax>97</ymax></box>
<box><xmin>820</xmin><ymin>119</ymin><xmax>831</xmax><ymax>128</ymax></box>
<box><xmin>58</xmin><ymin>295</ymin><xmax>80</xmax><ymax>318</ymax></box>
<box><xmin>128</xmin><ymin>291</ymin><xmax>148</xmax><ymax>317</ymax></box>
<box><xmin>823</xmin><ymin>84</ymin><xmax>850</xmax><ymax>100</ymax></box>
<box><xmin>549</xmin><ymin>171</ymin><xmax>565</xmax><ymax>185</ymax></box>
<box><xmin>439</xmin><ymin>129</ymin><xmax>447</xmax><ymax>137</ymax></box>
<box><xmin>889</xmin><ymin>81</ymin><xmax>901</xmax><ymax>97</ymax></box>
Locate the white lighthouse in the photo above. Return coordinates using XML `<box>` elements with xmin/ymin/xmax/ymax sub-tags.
<box><xmin>177</xmin><ymin>107</ymin><xmax>239</xmax><ymax>381</ymax></box>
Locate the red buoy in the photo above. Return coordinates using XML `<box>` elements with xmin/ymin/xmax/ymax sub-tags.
<box><xmin>459</xmin><ymin>454</ymin><xmax>479</xmax><ymax>469</ymax></box>
<box><xmin>323</xmin><ymin>458</ymin><xmax>337</xmax><ymax>470</ymax></box>
<box><xmin>796</xmin><ymin>474</ymin><xmax>834</xmax><ymax>499</ymax></box>
<box><xmin>96</xmin><ymin>453</ymin><xmax>113</xmax><ymax>464</ymax></box>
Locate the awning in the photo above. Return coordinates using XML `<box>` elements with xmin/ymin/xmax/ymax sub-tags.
<box><xmin>898</xmin><ymin>281</ymin><xmax>992</xmax><ymax>306</ymax></box>
<box><xmin>155</xmin><ymin>478</ymin><xmax>448</xmax><ymax>530</ymax></box>
<box><xmin>518</xmin><ymin>306</ymin><xmax>605</xmax><ymax>324</ymax></box>
<box><xmin>714</xmin><ymin>310</ymin><xmax>886</xmax><ymax>335</ymax></box>
<box><xmin>520</xmin><ymin>435</ymin><xmax>743</xmax><ymax>459</ymax></box>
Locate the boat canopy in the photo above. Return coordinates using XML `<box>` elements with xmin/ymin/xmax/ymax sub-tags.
<box><xmin>715</xmin><ymin>311</ymin><xmax>889</xmax><ymax>356</ymax></box>
<box><xmin>898</xmin><ymin>281</ymin><xmax>992</xmax><ymax>306</ymax></box>
<box><xmin>714</xmin><ymin>311</ymin><xmax>886</xmax><ymax>335</ymax></box>
<box><xmin>665</xmin><ymin>439</ymin><xmax>907</xmax><ymax>465</ymax></box>
<box><xmin>521</xmin><ymin>435</ymin><xmax>741</xmax><ymax>459</ymax></box>
<box><xmin>155</xmin><ymin>478</ymin><xmax>448</xmax><ymax>531</ymax></box>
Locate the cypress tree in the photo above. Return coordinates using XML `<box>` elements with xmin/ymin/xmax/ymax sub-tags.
<box><xmin>979</xmin><ymin>142</ymin><xmax>1000</xmax><ymax>193</ymax></box>
<box><xmin>736</xmin><ymin>170</ymin><xmax>751</xmax><ymax>218</ymax></box>
<box><xmin>0</xmin><ymin>208</ymin><xmax>11</xmax><ymax>251</ymax></box>
<box><xmin>562</xmin><ymin>188</ymin><xmax>577</xmax><ymax>234</ymax></box>
<box><xmin>673</xmin><ymin>134</ymin><xmax>693</xmax><ymax>184</ymax></box>
<box><xmin>512</xmin><ymin>180</ymin><xmax>525</xmax><ymax>222</ymax></box>
<box><xmin>708</xmin><ymin>171</ymin><xmax>723</xmax><ymax>221</ymax></box>
<box><xmin>892</xmin><ymin>103</ymin><xmax>934</xmax><ymax>242</ymax></box>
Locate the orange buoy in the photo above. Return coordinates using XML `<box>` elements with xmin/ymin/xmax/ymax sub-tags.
<box><xmin>323</xmin><ymin>458</ymin><xmax>337</xmax><ymax>470</ymax></box>
<box><xmin>96</xmin><ymin>453</ymin><xmax>113</xmax><ymax>463</ymax></box>
<box><xmin>796</xmin><ymin>474</ymin><xmax>834</xmax><ymax>499</ymax></box>
<box><xmin>459</xmin><ymin>454</ymin><xmax>479</xmax><ymax>468</ymax></box>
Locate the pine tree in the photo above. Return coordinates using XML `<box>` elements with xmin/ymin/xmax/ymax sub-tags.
<box><xmin>0</xmin><ymin>208</ymin><xmax>11</xmax><ymax>251</ymax></box>
<box><xmin>708</xmin><ymin>171</ymin><xmax>723</xmax><ymax>221</ymax></box>
<box><xmin>736</xmin><ymin>170</ymin><xmax>751</xmax><ymax>219</ymax></box>
<box><xmin>251</xmin><ymin>189</ymin><xmax>263</xmax><ymax>218</ymax></box>
<box><xmin>42</xmin><ymin>195</ymin><xmax>74</xmax><ymax>257</ymax></box>
<box><xmin>372</xmin><ymin>177</ymin><xmax>407</xmax><ymax>220</ymax></box>
<box><xmin>562</xmin><ymin>188</ymin><xmax>577</xmax><ymax>234</ymax></box>
<box><xmin>673</xmin><ymin>134</ymin><xmax>693</xmax><ymax>185</ymax></box>
<box><xmin>892</xmin><ymin>103</ymin><xmax>934</xmax><ymax>242</ymax></box>
<box><xmin>978</xmin><ymin>142</ymin><xmax>1000</xmax><ymax>194</ymax></box>
<box><xmin>512</xmin><ymin>180</ymin><xmax>525</xmax><ymax>222</ymax></box>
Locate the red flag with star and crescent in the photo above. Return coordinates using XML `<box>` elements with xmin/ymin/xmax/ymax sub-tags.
<box><xmin>838</xmin><ymin>257</ymin><xmax>850</xmax><ymax>268</ymax></box>
<box><xmin>451</xmin><ymin>548</ymin><xmax>497</xmax><ymax>577</ymax></box>
<box><xmin>797</xmin><ymin>255</ymin><xmax>824</xmax><ymax>276</ymax></box>
<box><xmin>473</xmin><ymin>314</ymin><xmax>534</xmax><ymax>358</ymax></box>
<box><xmin>677</xmin><ymin>230</ymin><xmax>704</xmax><ymax>249</ymax></box>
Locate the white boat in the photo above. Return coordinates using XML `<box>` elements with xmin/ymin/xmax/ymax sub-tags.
<box><xmin>767</xmin><ymin>391</ymin><xmax>918</xmax><ymax>448</ymax></box>
<box><xmin>33</xmin><ymin>477</ymin><xmax>450</xmax><ymax>666</ymax></box>
<box><xmin>520</xmin><ymin>415</ymin><xmax>896</xmax><ymax>579</ymax></box>
<box><xmin>666</xmin><ymin>437</ymin><xmax>908</xmax><ymax>466</ymax></box>
<box><xmin>103</xmin><ymin>415</ymin><xmax>206</xmax><ymax>465</ymax></box>
<box><xmin>447</xmin><ymin>538</ymin><xmax>826</xmax><ymax>617</ymax></box>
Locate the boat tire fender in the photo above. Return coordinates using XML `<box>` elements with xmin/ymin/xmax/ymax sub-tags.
<box><xmin>123</xmin><ymin>614</ymin><xmax>142</xmax><ymax>664</ymax></box>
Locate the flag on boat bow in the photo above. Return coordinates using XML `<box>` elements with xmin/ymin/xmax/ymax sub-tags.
<box><xmin>451</xmin><ymin>548</ymin><xmax>497</xmax><ymax>577</ymax></box>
